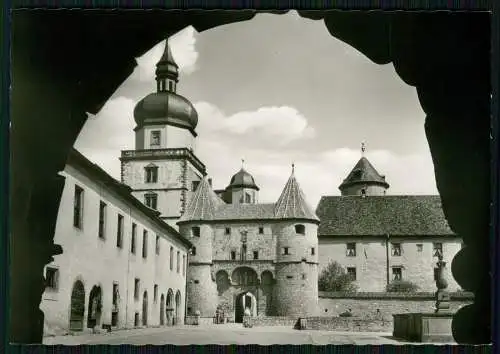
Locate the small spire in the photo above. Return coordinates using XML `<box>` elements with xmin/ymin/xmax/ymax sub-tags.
<box><xmin>241</xmin><ymin>159</ymin><xmax>245</xmax><ymax>169</ymax></box>
<box><xmin>292</xmin><ymin>163</ymin><xmax>295</xmax><ymax>174</ymax></box>
<box><xmin>361</xmin><ymin>142</ymin><xmax>366</xmax><ymax>156</ymax></box>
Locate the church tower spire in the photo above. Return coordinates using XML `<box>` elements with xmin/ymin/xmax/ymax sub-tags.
<box><xmin>155</xmin><ymin>39</ymin><xmax>179</xmax><ymax>93</ymax></box>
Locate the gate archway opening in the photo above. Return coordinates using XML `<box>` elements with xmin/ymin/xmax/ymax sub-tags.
<box><xmin>69</xmin><ymin>280</ymin><xmax>85</xmax><ymax>332</ymax></box>
<box><xmin>166</xmin><ymin>288</ymin><xmax>174</xmax><ymax>326</ymax></box>
<box><xmin>235</xmin><ymin>291</ymin><xmax>257</xmax><ymax>323</ymax></box>
<box><xmin>175</xmin><ymin>290</ymin><xmax>181</xmax><ymax>325</ymax></box>
<box><xmin>87</xmin><ymin>285</ymin><xmax>102</xmax><ymax>329</ymax></box>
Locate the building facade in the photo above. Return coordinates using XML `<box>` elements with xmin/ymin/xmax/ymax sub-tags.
<box><xmin>41</xmin><ymin>149</ymin><xmax>192</xmax><ymax>336</ymax></box>
<box><xmin>177</xmin><ymin>167</ymin><xmax>321</xmax><ymax>322</ymax></box>
<box><xmin>316</xmin><ymin>149</ymin><xmax>462</xmax><ymax>292</ymax></box>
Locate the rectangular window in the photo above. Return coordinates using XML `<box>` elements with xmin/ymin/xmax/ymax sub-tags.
<box><xmin>225</xmin><ymin>227</ymin><xmax>231</xmax><ymax>235</ymax></box>
<box><xmin>156</xmin><ymin>235</ymin><xmax>160</xmax><ymax>255</ymax></box>
<box><xmin>346</xmin><ymin>243</ymin><xmax>356</xmax><ymax>257</ymax></box>
<box><xmin>182</xmin><ymin>255</ymin><xmax>186</xmax><ymax>276</ymax></box>
<box><xmin>346</xmin><ymin>267</ymin><xmax>357</xmax><ymax>281</ymax></box>
<box><xmin>253</xmin><ymin>250</ymin><xmax>259</xmax><ymax>260</ymax></box>
<box><xmin>258</xmin><ymin>227</ymin><xmax>264</xmax><ymax>234</ymax></box>
<box><xmin>311</xmin><ymin>247</ymin><xmax>315</xmax><ymax>255</ymax></box>
<box><xmin>192</xmin><ymin>227</ymin><xmax>200</xmax><ymax>237</ymax></box>
<box><xmin>416</xmin><ymin>243</ymin><xmax>423</xmax><ymax>252</ymax></box>
<box><xmin>145</xmin><ymin>166</ymin><xmax>158</xmax><ymax>183</ymax></box>
<box><xmin>98</xmin><ymin>201</ymin><xmax>106</xmax><ymax>239</ymax></box>
<box><xmin>150</xmin><ymin>130</ymin><xmax>161</xmax><ymax>146</ymax></box>
<box><xmin>73</xmin><ymin>185</ymin><xmax>84</xmax><ymax>229</ymax></box>
<box><xmin>391</xmin><ymin>243</ymin><xmax>402</xmax><ymax>256</ymax></box>
<box><xmin>392</xmin><ymin>267</ymin><xmax>403</xmax><ymax>281</ymax></box>
<box><xmin>170</xmin><ymin>247</ymin><xmax>174</xmax><ymax>270</ymax></box>
<box><xmin>192</xmin><ymin>181</ymin><xmax>200</xmax><ymax>192</ymax></box>
<box><xmin>116</xmin><ymin>214</ymin><xmax>124</xmax><ymax>248</ymax></box>
<box><xmin>45</xmin><ymin>267</ymin><xmax>59</xmax><ymax>290</ymax></box>
<box><xmin>154</xmin><ymin>284</ymin><xmax>158</xmax><ymax>303</ymax></box>
<box><xmin>191</xmin><ymin>247</ymin><xmax>196</xmax><ymax>256</ymax></box>
<box><xmin>112</xmin><ymin>282</ymin><xmax>119</xmax><ymax>306</ymax></box>
<box><xmin>433</xmin><ymin>242</ymin><xmax>443</xmax><ymax>257</ymax></box>
<box><xmin>283</xmin><ymin>247</ymin><xmax>289</xmax><ymax>255</ymax></box>
<box><xmin>131</xmin><ymin>223</ymin><xmax>137</xmax><ymax>254</ymax></box>
<box><xmin>145</xmin><ymin>193</ymin><xmax>158</xmax><ymax>210</ymax></box>
<box><xmin>142</xmin><ymin>230</ymin><xmax>148</xmax><ymax>259</ymax></box>
<box><xmin>134</xmin><ymin>278</ymin><xmax>140</xmax><ymax>300</ymax></box>
<box><xmin>231</xmin><ymin>251</ymin><xmax>236</xmax><ymax>260</ymax></box>
<box><xmin>177</xmin><ymin>251</ymin><xmax>180</xmax><ymax>273</ymax></box>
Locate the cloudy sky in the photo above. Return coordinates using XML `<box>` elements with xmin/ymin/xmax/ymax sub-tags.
<box><xmin>75</xmin><ymin>11</ymin><xmax>438</xmax><ymax>208</ymax></box>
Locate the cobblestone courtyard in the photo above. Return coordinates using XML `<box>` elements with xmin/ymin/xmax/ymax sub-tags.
<box><xmin>42</xmin><ymin>324</ymin><xmax>450</xmax><ymax>346</ymax></box>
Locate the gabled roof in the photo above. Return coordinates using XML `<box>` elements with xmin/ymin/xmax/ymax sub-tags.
<box><xmin>339</xmin><ymin>157</ymin><xmax>389</xmax><ymax>190</ymax></box>
<box><xmin>316</xmin><ymin>195</ymin><xmax>455</xmax><ymax>237</ymax></box>
<box><xmin>179</xmin><ymin>177</ymin><xmax>225</xmax><ymax>223</ymax></box>
<box><xmin>66</xmin><ymin>149</ymin><xmax>192</xmax><ymax>249</ymax></box>
<box><xmin>274</xmin><ymin>171</ymin><xmax>320</xmax><ymax>223</ymax></box>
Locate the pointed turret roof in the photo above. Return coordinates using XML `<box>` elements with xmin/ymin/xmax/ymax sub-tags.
<box><xmin>339</xmin><ymin>156</ymin><xmax>389</xmax><ymax>191</ymax></box>
<box><xmin>274</xmin><ymin>165</ymin><xmax>319</xmax><ymax>222</ymax></box>
<box><xmin>155</xmin><ymin>39</ymin><xmax>179</xmax><ymax>82</ymax></box>
<box><xmin>178</xmin><ymin>177</ymin><xmax>224</xmax><ymax>223</ymax></box>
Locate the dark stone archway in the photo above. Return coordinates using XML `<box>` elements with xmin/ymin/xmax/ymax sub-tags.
<box><xmin>8</xmin><ymin>9</ymin><xmax>495</xmax><ymax>344</ymax></box>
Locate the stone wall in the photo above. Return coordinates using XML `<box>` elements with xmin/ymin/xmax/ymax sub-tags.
<box><xmin>250</xmin><ymin>316</ymin><xmax>297</xmax><ymax>327</ymax></box>
<box><xmin>301</xmin><ymin>317</ymin><xmax>393</xmax><ymax>332</ymax></box>
<box><xmin>318</xmin><ymin>291</ymin><xmax>473</xmax><ymax>320</ymax></box>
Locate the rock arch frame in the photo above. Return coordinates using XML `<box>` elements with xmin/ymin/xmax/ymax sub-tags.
<box><xmin>8</xmin><ymin>9</ymin><xmax>495</xmax><ymax>344</ymax></box>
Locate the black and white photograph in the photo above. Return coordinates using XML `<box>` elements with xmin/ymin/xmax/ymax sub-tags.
<box><xmin>7</xmin><ymin>7</ymin><xmax>495</xmax><ymax>348</ymax></box>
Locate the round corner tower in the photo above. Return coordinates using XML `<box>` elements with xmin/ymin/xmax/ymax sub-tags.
<box><xmin>177</xmin><ymin>177</ymin><xmax>221</xmax><ymax>317</ymax></box>
<box><xmin>272</xmin><ymin>166</ymin><xmax>320</xmax><ymax>317</ymax></box>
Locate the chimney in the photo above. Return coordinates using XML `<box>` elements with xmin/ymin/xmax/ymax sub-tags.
<box><xmin>208</xmin><ymin>178</ymin><xmax>213</xmax><ymax>187</ymax></box>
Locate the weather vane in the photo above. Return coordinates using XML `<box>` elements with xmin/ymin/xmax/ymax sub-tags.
<box><xmin>361</xmin><ymin>142</ymin><xmax>366</xmax><ymax>156</ymax></box>
<box><xmin>241</xmin><ymin>158</ymin><xmax>245</xmax><ymax>169</ymax></box>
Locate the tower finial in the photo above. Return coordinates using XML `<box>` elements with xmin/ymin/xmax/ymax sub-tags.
<box><xmin>361</xmin><ymin>142</ymin><xmax>366</xmax><ymax>156</ymax></box>
<box><xmin>155</xmin><ymin>38</ymin><xmax>179</xmax><ymax>92</ymax></box>
<box><xmin>241</xmin><ymin>158</ymin><xmax>245</xmax><ymax>169</ymax></box>
<box><xmin>292</xmin><ymin>163</ymin><xmax>295</xmax><ymax>174</ymax></box>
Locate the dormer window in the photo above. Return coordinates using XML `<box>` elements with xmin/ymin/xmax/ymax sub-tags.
<box><xmin>245</xmin><ymin>192</ymin><xmax>252</xmax><ymax>203</ymax></box>
<box><xmin>192</xmin><ymin>226</ymin><xmax>200</xmax><ymax>237</ymax></box>
<box><xmin>145</xmin><ymin>193</ymin><xmax>158</xmax><ymax>210</ymax></box>
<box><xmin>150</xmin><ymin>130</ymin><xmax>161</xmax><ymax>147</ymax></box>
<box><xmin>225</xmin><ymin>227</ymin><xmax>231</xmax><ymax>235</ymax></box>
<box><xmin>361</xmin><ymin>188</ymin><xmax>366</xmax><ymax>197</ymax></box>
<box><xmin>145</xmin><ymin>165</ymin><xmax>158</xmax><ymax>183</ymax></box>
<box><xmin>192</xmin><ymin>181</ymin><xmax>200</xmax><ymax>192</ymax></box>
<box><xmin>295</xmin><ymin>224</ymin><xmax>305</xmax><ymax>235</ymax></box>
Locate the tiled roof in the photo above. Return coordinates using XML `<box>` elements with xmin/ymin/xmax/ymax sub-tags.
<box><xmin>214</xmin><ymin>203</ymin><xmax>276</xmax><ymax>220</ymax></box>
<box><xmin>339</xmin><ymin>157</ymin><xmax>389</xmax><ymax>190</ymax></box>
<box><xmin>179</xmin><ymin>177</ymin><xmax>224</xmax><ymax>222</ymax></box>
<box><xmin>178</xmin><ymin>171</ymin><xmax>319</xmax><ymax>223</ymax></box>
<box><xmin>275</xmin><ymin>172</ymin><xmax>320</xmax><ymax>222</ymax></box>
<box><xmin>316</xmin><ymin>195</ymin><xmax>454</xmax><ymax>236</ymax></box>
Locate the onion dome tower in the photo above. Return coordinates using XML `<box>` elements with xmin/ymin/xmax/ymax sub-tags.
<box><xmin>339</xmin><ymin>143</ymin><xmax>390</xmax><ymax>196</ymax></box>
<box><xmin>120</xmin><ymin>39</ymin><xmax>206</xmax><ymax>229</ymax></box>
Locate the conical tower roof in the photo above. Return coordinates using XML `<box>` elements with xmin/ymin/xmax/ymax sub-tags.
<box><xmin>274</xmin><ymin>165</ymin><xmax>319</xmax><ymax>222</ymax></box>
<box><xmin>178</xmin><ymin>177</ymin><xmax>224</xmax><ymax>223</ymax></box>
<box><xmin>155</xmin><ymin>39</ymin><xmax>179</xmax><ymax>82</ymax></box>
<box><xmin>339</xmin><ymin>156</ymin><xmax>389</xmax><ymax>191</ymax></box>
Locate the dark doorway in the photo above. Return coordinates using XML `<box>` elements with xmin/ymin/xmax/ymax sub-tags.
<box><xmin>160</xmin><ymin>294</ymin><xmax>165</xmax><ymax>325</ymax></box>
<box><xmin>175</xmin><ymin>290</ymin><xmax>181</xmax><ymax>325</ymax></box>
<box><xmin>235</xmin><ymin>292</ymin><xmax>255</xmax><ymax>323</ymax></box>
<box><xmin>142</xmin><ymin>291</ymin><xmax>148</xmax><ymax>326</ymax></box>
<box><xmin>87</xmin><ymin>285</ymin><xmax>102</xmax><ymax>329</ymax></box>
<box><xmin>69</xmin><ymin>280</ymin><xmax>85</xmax><ymax>331</ymax></box>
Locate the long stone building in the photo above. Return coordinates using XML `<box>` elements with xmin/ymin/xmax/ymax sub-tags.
<box><xmin>41</xmin><ymin>149</ymin><xmax>192</xmax><ymax>336</ymax></box>
<box><xmin>316</xmin><ymin>151</ymin><xmax>462</xmax><ymax>292</ymax></box>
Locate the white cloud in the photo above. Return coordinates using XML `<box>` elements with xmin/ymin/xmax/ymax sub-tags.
<box><xmin>195</xmin><ymin>101</ymin><xmax>315</xmax><ymax>146</ymax></box>
<box><xmin>134</xmin><ymin>26</ymin><xmax>199</xmax><ymax>83</ymax></box>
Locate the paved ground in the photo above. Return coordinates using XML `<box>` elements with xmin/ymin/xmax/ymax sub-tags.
<box><xmin>42</xmin><ymin>324</ymin><xmax>426</xmax><ymax>345</ymax></box>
